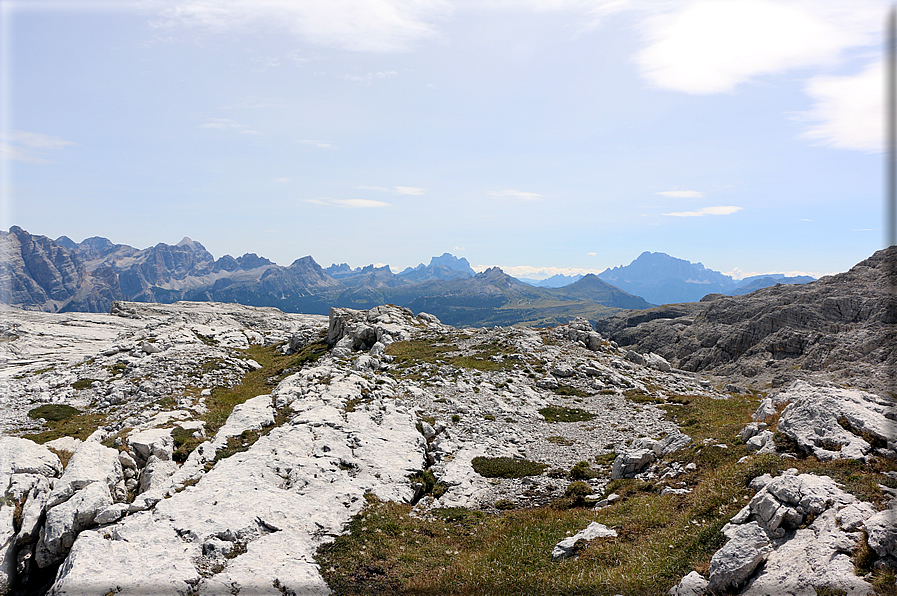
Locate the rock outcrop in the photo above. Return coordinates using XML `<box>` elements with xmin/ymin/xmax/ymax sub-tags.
<box><xmin>595</xmin><ymin>246</ymin><xmax>897</xmax><ymax>395</ymax></box>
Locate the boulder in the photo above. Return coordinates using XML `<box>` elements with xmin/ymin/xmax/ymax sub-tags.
<box><xmin>552</xmin><ymin>522</ymin><xmax>617</xmax><ymax>560</ymax></box>
<box><xmin>646</xmin><ymin>352</ymin><xmax>671</xmax><ymax>372</ymax></box>
<box><xmin>46</xmin><ymin>442</ymin><xmax>124</xmax><ymax>509</ymax></box>
<box><xmin>127</xmin><ymin>427</ymin><xmax>174</xmax><ymax>463</ymax></box>
<box><xmin>0</xmin><ymin>437</ymin><xmax>63</xmax><ymax>480</ymax></box>
<box><xmin>611</xmin><ymin>448</ymin><xmax>655</xmax><ymax>479</ymax></box>
<box><xmin>668</xmin><ymin>571</ymin><xmax>708</xmax><ymax>596</ymax></box>
<box><xmin>707</xmin><ymin>521</ymin><xmax>772</xmax><ymax>593</ymax></box>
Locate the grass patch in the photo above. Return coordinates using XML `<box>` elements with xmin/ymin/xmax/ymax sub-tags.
<box><xmin>71</xmin><ymin>378</ymin><xmax>99</xmax><ymax>391</ymax></box>
<box><xmin>546</xmin><ymin>435</ymin><xmax>575</xmax><ymax>446</ymax></box>
<box><xmin>471</xmin><ymin>457</ymin><xmax>547</xmax><ymax>479</ymax></box>
<box><xmin>539</xmin><ymin>405</ymin><xmax>595</xmax><ymax>423</ymax></box>
<box><xmin>554</xmin><ymin>384</ymin><xmax>590</xmax><ymax>398</ymax></box>
<box><xmin>23</xmin><ymin>405</ymin><xmax>107</xmax><ymax>444</ymax></box>
<box><xmin>28</xmin><ymin>404</ymin><xmax>81</xmax><ymax>422</ymax></box>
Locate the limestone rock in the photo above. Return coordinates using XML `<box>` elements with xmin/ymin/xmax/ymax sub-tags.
<box><xmin>36</xmin><ymin>481</ymin><xmax>113</xmax><ymax>567</ymax></box>
<box><xmin>46</xmin><ymin>442</ymin><xmax>124</xmax><ymax>509</ymax></box>
<box><xmin>0</xmin><ymin>437</ymin><xmax>62</xmax><ymax>479</ymax></box>
<box><xmin>668</xmin><ymin>571</ymin><xmax>708</xmax><ymax>596</ymax></box>
<box><xmin>707</xmin><ymin>521</ymin><xmax>772</xmax><ymax>593</ymax></box>
<box><xmin>776</xmin><ymin>381</ymin><xmax>896</xmax><ymax>461</ymax></box>
<box><xmin>552</xmin><ymin>522</ymin><xmax>617</xmax><ymax>560</ymax></box>
<box><xmin>611</xmin><ymin>448</ymin><xmax>655</xmax><ymax>479</ymax></box>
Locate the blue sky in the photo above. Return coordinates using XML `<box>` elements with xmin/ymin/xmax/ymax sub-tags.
<box><xmin>0</xmin><ymin>0</ymin><xmax>887</xmax><ymax>280</ymax></box>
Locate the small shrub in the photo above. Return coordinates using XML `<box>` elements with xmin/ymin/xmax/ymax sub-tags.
<box><xmin>493</xmin><ymin>499</ymin><xmax>515</xmax><ymax>510</ymax></box>
<box><xmin>563</xmin><ymin>481</ymin><xmax>594</xmax><ymax>507</ymax></box>
<box><xmin>546</xmin><ymin>435</ymin><xmax>574</xmax><ymax>446</ymax></box>
<box><xmin>554</xmin><ymin>384</ymin><xmax>589</xmax><ymax>398</ymax></box>
<box><xmin>539</xmin><ymin>406</ymin><xmax>595</xmax><ymax>423</ymax></box>
<box><xmin>450</xmin><ymin>414</ymin><xmax>461</xmax><ymax>423</ymax></box>
<box><xmin>570</xmin><ymin>461</ymin><xmax>598</xmax><ymax>480</ymax></box>
<box><xmin>471</xmin><ymin>456</ymin><xmax>547</xmax><ymax>479</ymax></box>
<box><xmin>71</xmin><ymin>378</ymin><xmax>98</xmax><ymax>390</ymax></box>
<box><xmin>483</xmin><ymin>414</ymin><xmax>496</xmax><ymax>421</ymax></box>
<box><xmin>28</xmin><ymin>404</ymin><xmax>80</xmax><ymax>422</ymax></box>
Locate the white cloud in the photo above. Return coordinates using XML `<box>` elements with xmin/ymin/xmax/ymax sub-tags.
<box><xmin>274</xmin><ymin>177</ymin><xmax>292</xmax><ymax>183</ymax></box>
<box><xmin>5</xmin><ymin>131</ymin><xmax>78</xmax><ymax>150</ymax></box>
<box><xmin>200</xmin><ymin>118</ymin><xmax>258</xmax><ymax>134</ymax></box>
<box><xmin>587</xmin><ymin>252</ymin><xmax>597</xmax><ymax>256</ymax></box>
<box><xmin>332</xmin><ymin>199</ymin><xmax>392</xmax><ymax>208</ymax></box>
<box><xmin>0</xmin><ymin>131</ymin><xmax>78</xmax><ymax>163</ymax></box>
<box><xmin>344</xmin><ymin>71</ymin><xmax>398</xmax><ymax>84</ymax></box>
<box><xmin>477</xmin><ymin>264</ymin><xmax>603</xmax><ymax>279</ymax></box>
<box><xmin>304</xmin><ymin>198</ymin><xmax>391</xmax><ymax>208</ymax></box>
<box><xmin>297</xmin><ymin>139</ymin><xmax>336</xmax><ymax>149</ymax></box>
<box><xmin>663</xmin><ymin>205</ymin><xmax>742</xmax><ymax>217</ymax></box>
<box><xmin>635</xmin><ymin>0</ymin><xmax>871</xmax><ymax>95</ymax></box>
<box><xmin>657</xmin><ymin>190</ymin><xmax>703</xmax><ymax>198</ymax></box>
<box><xmin>724</xmin><ymin>267</ymin><xmax>835</xmax><ymax>279</ymax></box>
<box><xmin>489</xmin><ymin>189</ymin><xmax>542</xmax><ymax>201</ymax></box>
<box><xmin>796</xmin><ymin>59</ymin><xmax>882</xmax><ymax>152</ymax></box>
<box><xmin>149</xmin><ymin>0</ymin><xmax>451</xmax><ymax>52</ymax></box>
<box><xmin>394</xmin><ymin>186</ymin><xmax>426</xmax><ymax>195</ymax></box>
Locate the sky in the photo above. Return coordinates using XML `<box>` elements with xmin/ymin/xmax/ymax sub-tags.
<box><xmin>0</xmin><ymin>0</ymin><xmax>888</xmax><ymax>280</ymax></box>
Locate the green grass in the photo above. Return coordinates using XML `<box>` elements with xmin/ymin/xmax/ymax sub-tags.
<box><xmin>24</xmin><ymin>404</ymin><xmax>108</xmax><ymax>444</ymax></box>
<box><xmin>471</xmin><ymin>457</ymin><xmax>547</xmax><ymax>479</ymax></box>
<box><xmin>553</xmin><ymin>384</ymin><xmax>590</xmax><ymax>398</ymax></box>
<box><xmin>71</xmin><ymin>378</ymin><xmax>99</xmax><ymax>390</ymax></box>
<box><xmin>539</xmin><ymin>406</ymin><xmax>595</xmax><ymax>423</ymax></box>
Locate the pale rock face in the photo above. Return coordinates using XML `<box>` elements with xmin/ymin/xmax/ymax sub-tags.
<box><xmin>611</xmin><ymin>448</ymin><xmax>656</xmax><ymax>479</ymax></box>
<box><xmin>127</xmin><ymin>427</ymin><xmax>174</xmax><ymax>463</ymax></box>
<box><xmin>866</xmin><ymin>501</ymin><xmax>897</xmax><ymax>559</ymax></box>
<box><xmin>707</xmin><ymin>522</ymin><xmax>773</xmax><ymax>593</ymax></box>
<box><xmin>776</xmin><ymin>381</ymin><xmax>896</xmax><ymax>461</ymax></box>
<box><xmin>46</xmin><ymin>441</ymin><xmax>124</xmax><ymax>509</ymax></box>
<box><xmin>36</xmin><ymin>481</ymin><xmax>113</xmax><ymax>567</ymax></box>
<box><xmin>668</xmin><ymin>571</ymin><xmax>709</xmax><ymax>596</ymax></box>
<box><xmin>551</xmin><ymin>522</ymin><xmax>617</xmax><ymax>560</ymax></box>
<box><xmin>0</xmin><ymin>437</ymin><xmax>63</xmax><ymax>479</ymax></box>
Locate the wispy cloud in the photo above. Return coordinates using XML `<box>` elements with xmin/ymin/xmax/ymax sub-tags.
<box><xmin>796</xmin><ymin>59</ymin><xmax>881</xmax><ymax>153</ymax></box>
<box><xmin>1</xmin><ymin>130</ymin><xmax>78</xmax><ymax>163</ymax></box>
<box><xmin>663</xmin><ymin>205</ymin><xmax>742</xmax><ymax>217</ymax></box>
<box><xmin>394</xmin><ymin>186</ymin><xmax>426</xmax><ymax>195</ymax></box>
<box><xmin>344</xmin><ymin>71</ymin><xmax>398</xmax><ymax>84</ymax></box>
<box><xmin>297</xmin><ymin>139</ymin><xmax>336</xmax><ymax>149</ymax></box>
<box><xmin>306</xmin><ymin>198</ymin><xmax>391</xmax><ymax>208</ymax></box>
<box><xmin>657</xmin><ymin>190</ymin><xmax>703</xmax><ymax>198</ymax></box>
<box><xmin>479</xmin><ymin>264</ymin><xmax>602</xmax><ymax>280</ymax></box>
<box><xmin>489</xmin><ymin>189</ymin><xmax>542</xmax><ymax>201</ymax></box>
<box><xmin>274</xmin><ymin>177</ymin><xmax>292</xmax><ymax>184</ymax></box>
<box><xmin>149</xmin><ymin>0</ymin><xmax>451</xmax><ymax>52</ymax></box>
<box><xmin>634</xmin><ymin>0</ymin><xmax>871</xmax><ymax>95</ymax></box>
<box><xmin>200</xmin><ymin>118</ymin><xmax>258</xmax><ymax>134</ymax></box>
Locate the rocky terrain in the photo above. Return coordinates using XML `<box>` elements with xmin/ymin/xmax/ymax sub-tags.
<box><xmin>0</xmin><ymin>297</ymin><xmax>895</xmax><ymax>595</ymax></box>
<box><xmin>595</xmin><ymin>246</ymin><xmax>896</xmax><ymax>397</ymax></box>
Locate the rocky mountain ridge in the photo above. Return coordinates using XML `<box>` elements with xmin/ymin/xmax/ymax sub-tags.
<box><xmin>597</xmin><ymin>251</ymin><xmax>815</xmax><ymax>305</ymax></box>
<box><xmin>0</xmin><ymin>227</ymin><xmax>648</xmax><ymax>327</ymax></box>
<box><xmin>0</xmin><ymin>298</ymin><xmax>894</xmax><ymax>595</ymax></box>
<box><xmin>594</xmin><ymin>245</ymin><xmax>896</xmax><ymax>398</ymax></box>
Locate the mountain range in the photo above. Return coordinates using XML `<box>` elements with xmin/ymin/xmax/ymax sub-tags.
<box><xmin>0</xmin><ymin>227</ymin><xmax>648</xmax><ymax>327</ymax></box>
<box><xmin>0</xmin><ymin>226</ymin><xmax>816</xmax><ymax>326</ymax></box>
<box><xmin>596</xmin><ymin>251</ymin><xmax>814</xmax><ymax>304</ymax></box>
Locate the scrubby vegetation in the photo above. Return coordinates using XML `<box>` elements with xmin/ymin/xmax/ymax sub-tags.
<box><xmin>471</xmin><ymin>456</ymin><xmax>548</xmax><ymax>479</ymax></box>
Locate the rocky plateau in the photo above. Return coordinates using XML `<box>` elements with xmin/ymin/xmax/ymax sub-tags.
<box><xmin>0</xmin><ymin>251</ymin><xmax>894</xmax><ymax>595</ymax></box>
